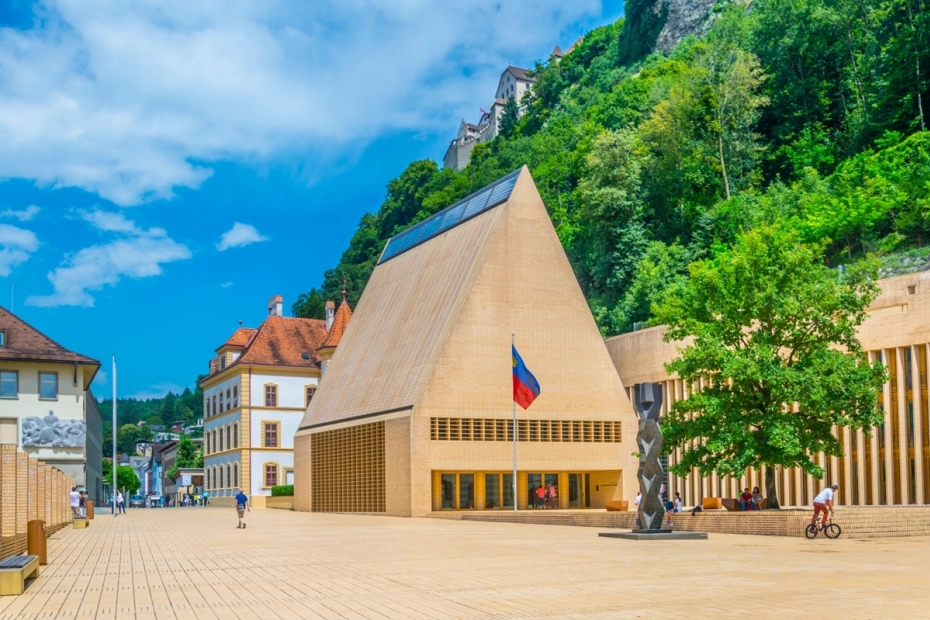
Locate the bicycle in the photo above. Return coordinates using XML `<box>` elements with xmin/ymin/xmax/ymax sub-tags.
<box><xmin>805</xmin><ymin>511</ymin><xmax>842</xmax><ymax>539</ymax></box>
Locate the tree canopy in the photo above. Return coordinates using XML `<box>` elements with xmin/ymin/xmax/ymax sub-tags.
<box><xmin>654</xmin><ymin>226</ymin><xmax>887</xmax><ymax>507</ymax></box>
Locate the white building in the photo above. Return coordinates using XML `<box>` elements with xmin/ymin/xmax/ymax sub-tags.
<box><xmin>0</xmin><ymin>306</ymin><xmax>103</xmax><ymax>502</ymax></box>
<box><xmin>200</xmin><ymin>295</ymin><xmax>351</xmax><ymax>506</ymax></box>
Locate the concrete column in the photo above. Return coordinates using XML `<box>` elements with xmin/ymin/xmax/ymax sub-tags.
<box><xmin>913</xmin><ymin>345</ymin><xmax>927</xmax><ymax>504</ymax></box>
<box><xmin>882</xmin><ymin>349</ymin><xmax>895</xmax><ymax>504</ymax></box>
<box><xmin>842</xmin><ymin>425</ymin><xmax>853</xmax><ymax>505</ymax></box>
<box><xmin>793</xmin><ymin>466</ymin><xmax>803</xmax><ymax>506</ymax></box>
<box><xmin>896</xmin><ymin>347</ymin><xmax>910</xmax><ymax>503</ymax></box>
<box><xmin>855</xmin><ymin>427</ymin><xmax>867</xmax><ymax>505</ymax></box>
<box><xmin>869</xmin><ymin>351</ymin><xmax>882</xmax><ymax>505</ymax></box>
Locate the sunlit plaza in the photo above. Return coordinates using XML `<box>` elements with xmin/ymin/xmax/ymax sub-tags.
<box><xmin>1</xmin><ymin>507</ymin><xmax>927</xmax><ymax>619</ymax></box>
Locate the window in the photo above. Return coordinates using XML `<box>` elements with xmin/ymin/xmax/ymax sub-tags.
<box><xmin>220</xmin><ymin>465</ymin><xmax>225</xmax><ymax>488</ymax></box>
<box><xmin>306</xmin><ymin>385</ymin><xmax>317</xmax><ymax>407</ymax></box>
<box><xmin>233</xmin><ymin>385</ymin><xmax>238</xmax><ymax>408</ymax></box>
<box><xmin>220</xmin><ymin>356</ymin><xmax>226</xmax><ymax>369</ymax></box>
<box><xmin>226</xmin><ymin>388</ymin><xmax>231</xmax><ymax>409</ymax></box>
<box><xmin>0</xmin><ymin>371</ymin><xmax>17</xmax><ymax>399</ymax></box>
<box><xmin>265</xmin><ymin>384</ymin><xmax>277</xmax><ymax>407</ymax></box>
<box><xmin>264</xmin><ymin>462</ymin><xmax>278</xmax><ymax>487</ymax></box>
<box><xmin>233</xmin><ymin>462</ymin><xmax>239</xmax><ymax>488</ymax></box>
<box><xmin>226</xmin><ymin>464</ymin><xmax>232</xmax><ymax>490</ymax></box>
<box><xmin>226</xmin><ymin>426</ymin><xmax>231</xmax><ymax>451</ymax></box>
<box><xmin>213</xmin><ymin>395</ymin><xmax>217</xmax><ymax>415</ymax></box>
<box><xmin>38</xmin><ymin>372</ymin><xmax>57</xmax><ymax>400</ymax></box>
<box><xmin>219</xmin><ymin>391</ymin><xmax>224</xmax><ymax>412</ymax></box>
<box><xmin>263</xmin><ymin>422</ymin><xmax>279</xmax><ymax>448</ymax></box>
<box><xmin>204</xmin><ymin>397</ymin><xmax>210</xmax><ymax>417</ymax></box>
<box><xmin>0</xmin><ymin>331</ymin><xmax>5</xmax><ymax>347</ymax></box>
<box><xmin>233</xmin><ymin>423</ymin><xmax>239</xmax><ymax>448</ymax></box>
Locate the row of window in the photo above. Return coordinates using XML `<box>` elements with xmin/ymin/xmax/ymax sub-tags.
<box><xmin>206</xmin><ymin>384</ymin><xmax>318</xmax><ymax>415</ymax></box>
<box><xmin>204</xmin><ymin>461</ymin><xmax>282</xmax><ymax>490</ymax></box>
<box><xmin>206</xmin><ymin>423</ymin><xmax>239</xmax><ymax>454</ymax></box>
<box><xmin>0</xmin><ymin>370</ymin><xmax>58</xmax><ymax>400</ymax></box>
<box><xmin>429</xmin><ymin>418</ymin><xmax>623</xmax><ymax>443</ymax></box>
<box><xmin>205</xmin><ymin>385</ymin><xmax>239</xmax><ymax>418</ymax></box>
<box><xmin>206</xmin><ymin>421</ymin><xmax>288</xmax><ymax>452</ymax></box>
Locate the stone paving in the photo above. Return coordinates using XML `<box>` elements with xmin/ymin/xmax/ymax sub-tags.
<box><xmin>0</xmin><ymin>506</ymin><xmax>927</xmax><ymax>619</ymax></box>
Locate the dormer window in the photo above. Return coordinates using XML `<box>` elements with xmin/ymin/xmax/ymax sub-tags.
<box><xmin>220</xmin><ymin>356</ymin><xmax>226</xmax><ymax>369</ymax></box>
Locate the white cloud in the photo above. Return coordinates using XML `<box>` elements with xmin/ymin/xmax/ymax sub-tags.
<box><xmin>220</xmin><ymin>281</ymin><xmax>234</xmax><ymax>288</ymax></box>
<box><xmin>25</xmin><ymin>211</ymin><xmax>191</xmax><ymax>307</ymax></box>
<box><xmin>0</xmin><ymin>205</ymin><xmax>41</xmax><ymax>221</ymax></box>
<box><xmin>0</xmin><ymin>223</ymin><xmax>39</xmax><ymax>276</ymax></box>
<box><xmin>0</xmin><ymin>1</ymin><xmax>600</xmax><ymax>205</ymax></box>
<box><xmin>216</xmin><ymin>222</ymin><xmax>267</xmax><ymax>251</ymax></box>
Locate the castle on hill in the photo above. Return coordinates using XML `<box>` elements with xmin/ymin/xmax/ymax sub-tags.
<box><xmin>442</xmin><ymin>41</ymin><xmax>580</xmax><ymax>171</ymax></box>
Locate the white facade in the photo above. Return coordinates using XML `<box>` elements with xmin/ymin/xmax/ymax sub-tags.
<box><xmin>0</xmin><ymin>360</ymin><xmax>100</xmax><ymax>494</ymax></box>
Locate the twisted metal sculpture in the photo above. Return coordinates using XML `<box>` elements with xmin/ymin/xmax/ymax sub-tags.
<box><xmin>634</xmin><ymin>382</ymin><xmax>665</xmax><ymax>531</ymax></box>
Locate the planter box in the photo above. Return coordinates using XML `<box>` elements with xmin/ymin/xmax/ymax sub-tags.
<box><xmin>266</xmin><ymin>496</ymin><xmax>293</xmax><ymax>510</ymax></box>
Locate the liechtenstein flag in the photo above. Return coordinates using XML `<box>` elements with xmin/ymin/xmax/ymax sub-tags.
<box><xmin>512</xmin><ymin>345</ymin><xmax>541</xmax><ymax>409</ymax></box>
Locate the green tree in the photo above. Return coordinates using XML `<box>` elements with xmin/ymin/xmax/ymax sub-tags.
<box><xmin>166</xmin><ymin>434</ymin><xmax>204</xmax><ymax>480</ymax></box>
<box><xmin>117</xmin><ymin>423</ymin><xmax>152</xmax><ymax>455</ymax></box>
<box><xmin>102</xmin><ymin>459</ymin><xmax>141</xmax><ymax>496</ymax></box>
<box><xmin>292</xmin><ymin>287</ymin><xmax>327</xmax><ymax>319</ymax></box>
<box><xmin>654</xmin><ymin>226</ymin><xmax>887</xmax><ymax>508</ymax></box>
<box><xmin>498</xmin><ymin>96</ymin><xmax>520</xmax><ymax>138</ymax></box>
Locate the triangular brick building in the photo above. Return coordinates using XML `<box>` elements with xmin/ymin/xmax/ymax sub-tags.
<box><xmin>294</xmin><ymin>167</ymin><xmax>637</xmax><ymax>516</ymax></box>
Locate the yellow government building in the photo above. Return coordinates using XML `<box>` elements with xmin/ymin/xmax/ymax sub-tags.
<box><xmin>294</xmin><ymin>167</ymin><xmax>639</xmax><ymax>516</ymax></box>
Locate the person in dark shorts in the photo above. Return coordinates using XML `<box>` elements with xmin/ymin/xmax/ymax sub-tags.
<box><xmin>235</xmin><ymin>489</ymin><xmax>250</xmax><ymax>529</ymax></box>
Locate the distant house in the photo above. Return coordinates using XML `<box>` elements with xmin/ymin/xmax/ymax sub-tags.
<box><xmin>0</xmin><ymin>306</ymin><xmax>103</xmax><ymax>504</ymax></box>
<box><xmin>159</xmin><ymin>438</ymin><xmax>203</xmax><ymax>501</ymax></box>
<box><xmin>200</xmin><ymin>294</ymin><xmax>351</xmax><ymax>507</ymax></box>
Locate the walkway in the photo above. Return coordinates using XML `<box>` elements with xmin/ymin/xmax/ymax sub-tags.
<box><xmin>0</xmin><ymin>506</ymin><xmax>927</xmax><ymax>619</ymax></box>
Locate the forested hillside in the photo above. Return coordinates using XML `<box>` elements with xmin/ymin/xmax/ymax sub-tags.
<box><xmin>297</xmin><ymin>0</ymin><xmax>930</xmax><ymax>337</ymax></box>
<box><xmin>99</xmin><ymin>382</ymin><xmax>204</xmax><ymax>453</ymax></box>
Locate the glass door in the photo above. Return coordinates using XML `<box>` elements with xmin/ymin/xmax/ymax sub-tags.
<box><xmin>568</xmin><ymin>473</ymin><xmax>583</xmax><ymax>508</ymax></box>
<box><xmin>459</xmin><ymin>474</ymin><xmax>475</xmax><ymax>509</ymax></box>
<box><xmin>441</xmin><ymin>474</ymin><xmax>456</xmax><ymax>509</ymax></box>
<box><xmin>484</xmin><ymin>473</ymin><xmax>515</xmax><ymax>509</ymax></box>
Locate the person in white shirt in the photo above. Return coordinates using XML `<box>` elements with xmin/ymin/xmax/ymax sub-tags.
<box><xmin>811</xmin><ymin>484</ymin><xmax>838</xmax><ymax>528</ymax></box>
<box><xmin>634</xmin><ymin>491</ymin><xmax>642</xmax><ymax>507</ymax></box>
<box><xmin>69</xmin><ymin>486</ymin><xmax>81</xmax><ymax>519</ymax></box>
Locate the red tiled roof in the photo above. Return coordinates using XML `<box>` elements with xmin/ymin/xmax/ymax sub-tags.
<box><xmin>320</xmin><ymin>299</ymin><xmax>353</xmax><ymax>349</ymax></box>
<box><xmin>0</xmin><ymin>305</ymin><xmax>99</xmax><ymax>366</ymax></box>
<box><xmin>219</xmin><ymin>327</ymin><xmax>256</xmax><ymax>350</ymax></box>
<box><xmin>237</xmin><ymin>316</ymin><xmax>328</xmax><ymax>368</ymax></box>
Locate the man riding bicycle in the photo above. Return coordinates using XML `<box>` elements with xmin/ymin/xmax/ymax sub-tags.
<box><xmin>811</xmin><ymin>483</ymin><xmax>838</xmax><ymax>529</ymax></box>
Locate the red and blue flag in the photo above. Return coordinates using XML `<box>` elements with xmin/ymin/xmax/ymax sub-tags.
<box><xmin>512</xmin><ymin>345</ymin><xmax>540</xmax><ymax>409</ymax></box>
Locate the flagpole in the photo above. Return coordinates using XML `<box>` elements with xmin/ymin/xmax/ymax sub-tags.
<box><xmin>112</xmin><ymin>355</ymin><xmax>117</xmax><ymax>517</ymax></box>
<box><xmin>512</xmin><ymin>333</ymin><xmax>517</xmax><ymax>512</ymax></box>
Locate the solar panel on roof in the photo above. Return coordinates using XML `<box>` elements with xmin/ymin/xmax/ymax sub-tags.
<box><xmin>378</xmin><ymin>168</ymin><xmax>521</xmax><ymax>264</ymax></box>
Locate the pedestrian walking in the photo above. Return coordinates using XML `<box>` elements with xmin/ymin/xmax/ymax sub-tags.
<box><xmin>202</xmin><ymin>491</ymin><xmax>209</xmax><ymax>506</ymax></box>
<box><xmin>69</xmin><ymin>486</ymin><xmax>81</xmax><ymax>519</ymax></box>
<box><xmin>117</xmin><ymin>490</ymin><xmax>126</xmax><ymax>514</ymax></box>
<box><xmin>235</xmin><ymin>489</ymin><xmax>250</xmax><ymax>529</ymax></box>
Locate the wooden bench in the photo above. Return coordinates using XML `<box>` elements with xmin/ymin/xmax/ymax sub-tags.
<box><xmin>605</xmin><ymin>500</ymin><xmax>629</xmax><ymax>512</ymax></box>
<box><xmin>702</xmin><ymin>497</ymin><xmax>723</xmax><ymax>510</ymax></box>
<box><xmin>0</xmin><ymin>555</ymin><xmax>40</xmax><ymax>595</ymax></box>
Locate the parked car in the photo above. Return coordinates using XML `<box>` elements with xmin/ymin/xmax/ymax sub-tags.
<box><xmin>129</xmin><ymin>494</ymin><xmax>146</xmax><ymax>508</ymax></box>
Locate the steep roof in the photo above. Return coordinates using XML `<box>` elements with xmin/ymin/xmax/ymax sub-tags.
<box><xmin>237</xmin><ymin>316</ymin><xmax>327</xmax><ymax>368</ymax></box>
<box><xmin>320</xmin><ymin>299</ymin><xmax>353</xmax><ymax>349</ymax></box>
<box><xmin>298</xmin><ymin>165</ymin><xmax>634</xmax><ymax>434</ymax></box>
<box><xmin>505</xmin><ymin>66</ymin><xmax>533</xmax><ymax>82</ymax></box>
<box><xmin>298</xmin><ymin>169</ymin><xmax>522</xmax><ymax>429</ymax></box>
<box><xmin>551</xmin><ymin>45</ymin><xmax>564</xmax><ymax>57</ymax></box>
<box><xmin>220</xmin><ymin>327</ymin><xmax>256</xmax><ymax>350</ymax></box>
<box><xmin>0</xmin><ymin>305</ymin><xmax>99</xmax><ymax>367</ymax></box>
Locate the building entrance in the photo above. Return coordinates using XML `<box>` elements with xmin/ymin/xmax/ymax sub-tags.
<box><xmin>440</xmin><ymin>473</ymin><xmax>475</xmax><ymax>510</ymax></box>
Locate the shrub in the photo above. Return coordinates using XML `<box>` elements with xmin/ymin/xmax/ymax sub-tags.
<box><xmin>271</xmin><ymin>484</ymin><xmax>294</xmax><ymax>497</ymax></box>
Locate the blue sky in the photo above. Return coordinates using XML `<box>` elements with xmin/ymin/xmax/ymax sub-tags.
<box><xmin>0</xmin><ymin>0</ymin><xmax>625</xmax><ymax>400</ymax></box>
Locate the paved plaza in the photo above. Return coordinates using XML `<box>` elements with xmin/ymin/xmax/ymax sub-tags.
<box><xmin>0</xmin><ymin>507</ymin><xmax>927</xmax><ymax>619</ymax></box>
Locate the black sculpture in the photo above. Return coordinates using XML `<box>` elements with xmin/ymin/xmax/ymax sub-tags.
<box><xmin>634</xmin><ymin>382</ymin><xmax>665</xmax><ymax>531</ymax></box>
